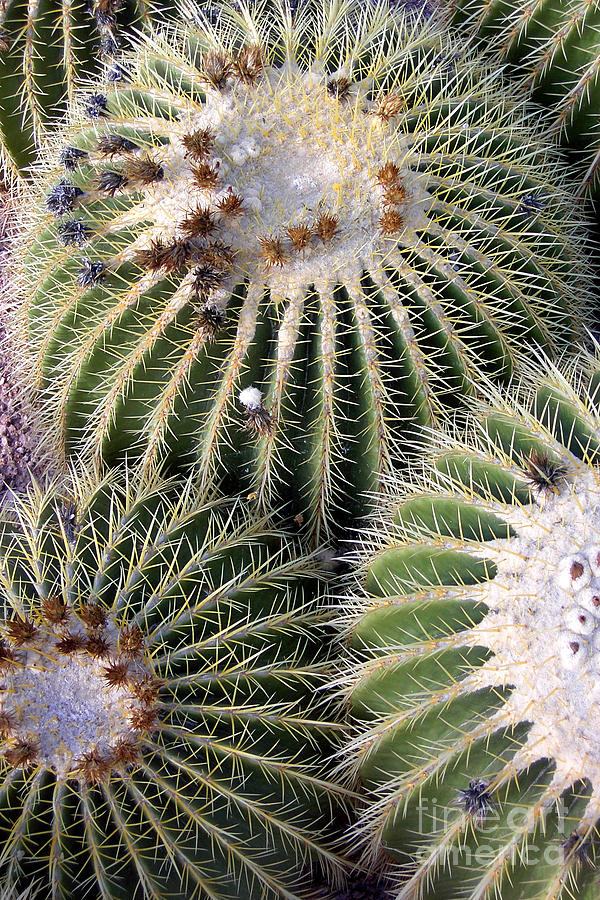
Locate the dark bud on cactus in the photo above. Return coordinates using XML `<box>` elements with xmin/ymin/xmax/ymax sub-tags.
<box><xmin>180</xmin><ymin>205</ymin><xmax>216</xmax><ymax>238</ymax></box>
<box><xmin>287</xmin><ymin>223</ymin><xmax>312</xmax><ymax>250</ymax></box>
<box><xmin>96</xmin><ymin>169</ymin><xmax>128</xmax><ymax>196</ymax></box>
<box><xmin>57</xmin><ymin>218</ymin><xmax>91</xmax><ymax>246</ymax></box>
<box><xmin>41</xmin><ymin>595</ymin><xmax>70</xmax><ymax>626</ymax></box>
<box><xmin>376</xmin><ymin>162</ymin><xmax>401</xmax><ymax>185</ymax></box>
<box><xmin>55</xmin><ymin>633</ymin><xmax>86</xmax><ymax>654</ymax></box>
<box><xmin>383</xmin><ymin>182</ymin><xmax>407</xmax><ymax>205</ymax></box>
<box><xmin>562</xmin><ymin>831</ymin><xmax>593</xmax><ymax>868</ymax></box>
<box><xmin>85</xmin><ymin>634</ymin><xmax>110</xmax><ymax>658</ymax></box>
<box><xmin>0</xmin><ymin>640</ymin><xmax>16</xmax><ymax>668</ymax></box>
<box><xmin>233</xmin><ymin>45</ymin><xmax>263</xmax><ymax>83</ymax></box>
<box><xmin>97</xmin><ymin>133</ymin><xmax>139</xmax><ymax>157</ymax></box>
<box><xmin>84</xmin><ymin>93</ymin><xmax>109</xmax><ymax>118</ymax></box>
<box><xmin>119</xmin><ymin>625</ymin><xmax>144</xmax><ymax>656</ymax></box>
<box><xmin>379</xmin><ymin>209</ymin><xmax>404</xmax><ymax>234</ymax></box>
<box><xmin>79</xmin><ymin>603</ymin><xmax>107</xmax><ymax>630</ymax></box>
<box><xmin>58</xmin><ymin>498</ymin><xmax>77</xmax><ymax>542</ymax></box>
<box><xmin>315</xmin><ymin>213</ymin><xmax>339</xmax><ymax>242</ymax></box>
<box><xmin>0</xmin><ymin>712</ymin><xmax>14</xmax><ymax>735</ymax></box>
<box><xmin>190</xmin><ymin>264</ymin><xmax>224</xmax><ymax>296</ymax></box>
<box><xmin>129</xmin><ymin>674</ymin><xmax>161</xmax><ymax>705</ymax></box>
<box><xmin>124</xmin><ymin>155</ymin><xmax>164</xmax><ymax>184</ymax></box>
<box><xmin>199</xmin><ymin>240</ymin><xmax>234</xmax><ymax>271</ymax></box>
<box><xmin>202</xmin><ymin>50</ymin><xmax>233</xmax><ymax>89</ymax></box>
<box><xmin>46</xmin><ymin>180</ymin><xmax>84</xmax><ymax>215</ymax></box>
<box><xmin>110</xmin><ymin>736</ymin><xmax>139</xmax><ymax>764</ymax></box>
<box><xmin>192</xmin><ymin>162</ymin><xmax>220</xmax><ymax>190</ymax></box>
<box><xmin>523</xmin><ymin>449</ymin><xmax>568</xmax><ymax>493</ymax></box>
<box><xmin>5</xmin><ymin>617</ymin><xmax>37</xmax><ymax>646</ymax></box>
<box><xmin>239</xmin><ymin>387</ymin><xmax>273</xmax><ymax>436</ymax></box>
<box><xmin>135</xmin><ymin>239</ymin><xmax>192</xmax><ymax>273</ymax></box>
<box><xmin>216</xmin><ymin>189</ymin><xmax>244</xmax><ymax>217</ymax></box>
<box><xmin>518</xmin><ymin>192</ymin><xmax>546</xmax><ymax>217</ymax></box>
<box><xmin>129</xmin><ymin>705</ymin><xmax>157</xmax><ymax>732</ymax></box>
<box><xmin>0</xmin><ymin>27</ymin><xmax>11</xmax><ymax>52</ymax></box>
<box><xmin>258</xmin><ymin>235</ymin><xmax>286</xmax><ymax>267</ymax></box>
<box><xmin>375</xmin><ymin>92</ymin><xmax>405</xmax><ymax>121</ymax></box>
<box><xmin>456</xmin><ymin>779</ymin><xmax>493</xmax><ymax>821</ymax></box>
<box><xmin>77</xmin><ymin>259</ymin><xmax>106</xmax><ymax>287</ymax></box>
<box><xmin>182</xmin><ymin>127</ymin><xmax>214</xmax><ymax>159</ymax></box>
<box><xmin>59</xmin><ymin>146</ymin><xmax>88</xmax><ymax>171</ymax></box>
<box><xmin>102</xmin><ymin>659</ymin><xmax>129</xmax><ymax>686</ymax></box>
<box><xmin>4</xmin><ymin>739</ymin><xmax>38</xmax><ymax>769</ymax></box>
<box><xmin>195</xmin><ymin>303</ymin><xmax>226</xmax><ymax>340</ymax></box>
<box><xmin>327</xmin><ymin>76</ymin><xmax>351</xmax><ymax>100</ymax></box>
<box><xmin>76</xmin><ymin>748</ymin><xmax>111</xmax><ymax>783</ymax></box>
<box><xmin>98</xmin><ymin>31</ymin><xmax>120</xmax><ymax>58</ymax></box>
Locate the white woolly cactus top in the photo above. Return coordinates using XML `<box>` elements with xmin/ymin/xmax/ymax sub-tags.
<box><xmin>0</xmin><ymin>612</ymin><xmax>154</xmax><ymax>780</ymax></box>
<box><xmin>138</xmin><ymin>60</ymin><xmax>431</xmax><ymax>296</ymax></box>
<box><xmin>24</xmin><ymin>0</ymin><xmax>587</xmax><ymax>329</ymax></box>
<box><xmin>469</xmin><ymin>466</ymin><xmax>600</xmax><ymax>822</ymax></box>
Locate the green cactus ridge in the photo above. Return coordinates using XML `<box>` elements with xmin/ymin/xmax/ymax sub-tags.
<box><xmin>340</xmin><ymin>350</ymin><xmax>600</xmax><ymax>900</ymax></box>
<box><xmin>20</xmin><ymin>0</ymin><xmax>592</xmax><ymax>544</ymax></box>
<box><xmin>450</xmin><ymin>0</ymin><xmax>600</xmax><ymax>197</ymax></box>
<box><xmin>0</xmin><ymin>470</ymin><xmax>345</xmax><ymax>899</ymax></box>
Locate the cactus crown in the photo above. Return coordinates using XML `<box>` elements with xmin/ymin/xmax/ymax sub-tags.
<box><xmin>19</xmin><ymin>0</ymin><xmax>592</xmax><ymax>543</ymax></box>
<box><xmin>0</xmin><ymin>469</ymin><xmax>344</xmax><ymax>898</ymax></box>
<box><xmin>340</xmin><ymin>350</ymin><xmax>600</xmax><ymax>898</ymax></box>
<box><xmin>0</xmin><ymin>602</ymin><xmax>155</xmax><ymax>780</ymax></box>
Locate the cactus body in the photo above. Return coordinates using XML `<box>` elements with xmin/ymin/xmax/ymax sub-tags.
<box><xmin>341</xmin><ymin>350</ymin><xmax>600</xmax><ymax>899</ymax></box>
<box><xmin>451</xmin><ymin>0</ymin><xmax>600</xmax><ymax>198</ymax></box>
<box><xmin>21</xmin><ymin>0</ymin><xmax>592</xmax><ymax>543</ymax></box>
<box><xmin>0</xmin><ymin>471</ymin><xmax>344</xmax><ymax>899</ymax></box>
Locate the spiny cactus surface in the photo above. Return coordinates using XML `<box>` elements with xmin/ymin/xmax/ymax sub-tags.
<box><xmin>0</xmin><ymin>470</ymin><xmax>344</xmax><ymax>899</ymax></box>
<box><xmin>340</xmin><ymin>351</ymin><xmax>600</xmax><ymax>899</ymax></box>
<box><xmin>0</xmin><ymin>0</ymin><xmax>179</xmax><ymax>180</ymax></box>
<box><xmin>451</xmin><ymin>0</ymin><xmax>600</xmax><ymax>198</ymax></box>
<box><xmin>21</xmin><ymin>0</ymin><xmax>592</xmax><ymax>544</ymax></box>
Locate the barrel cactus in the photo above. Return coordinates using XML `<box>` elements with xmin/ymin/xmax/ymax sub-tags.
<box><xmin>450</xmin><ymin>0</ymin><xmax>600</xmax><ymax>198</ymax></box>
<box><xmin>0</xmin><ymin>469</ymin><xmax>345</xmax><ymax>898</ymax></box>
<box><xmin>341</xmin><ymin>349</ymin><xmax>600</xmax><ymax>899</ymax></box>
<box><xmin>19</xmin><ymin>0</ymin><xmax>592</xmax><ymax>544</ymax></box>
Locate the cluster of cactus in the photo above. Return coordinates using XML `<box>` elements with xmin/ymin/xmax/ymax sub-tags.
<box><xmin>451</xmin><ymin>0</ymin><xmax>600</xmax><ymax>198</ymax></box>
<box><xmin>18</xmin><ymin>0</ymin><xmax>594</xmax><ymax>543</ymax></box>
<box><xmin>341</xmin><ymin>352</ymin><xmax>600</xmax><ymax>898</ymax></box>
<box><xmin>4</xmin><ymin>0</ymin><xmax>600</xmax><ymax>898</ymax></box>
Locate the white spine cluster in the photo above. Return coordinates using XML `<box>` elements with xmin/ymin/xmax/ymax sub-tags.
<box><xmin>238</xmin><ymin>386</ymin><xmax>263</xmax><ymax>411</ymax></box>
